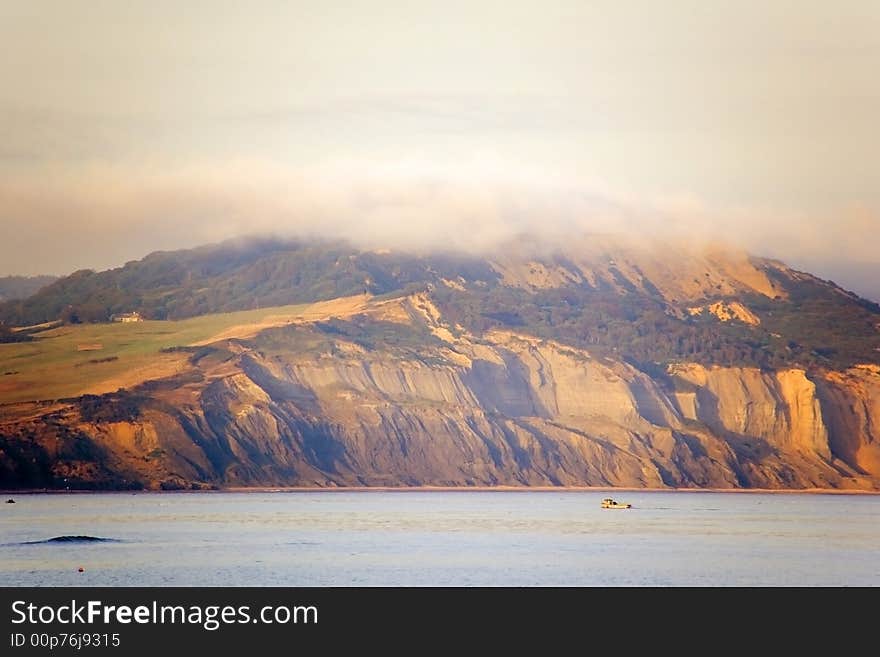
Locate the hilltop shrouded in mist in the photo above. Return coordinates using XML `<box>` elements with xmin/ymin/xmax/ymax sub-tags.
<box><xmin>1</xmin><ymin>2</ymin><xmax>878</xmax><ymax>299</ymax></box>
<box><xmin>1</xmin><ymin>164</ymin><xmax>878</xmax><ymax>300</ymax></box>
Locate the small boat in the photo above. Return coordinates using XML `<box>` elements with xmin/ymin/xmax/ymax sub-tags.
<box><xmin>5</xmin><ymin>499</ymin><xmax>15</xmax><ymax>504</ymax></box>
<box><xmin>601</xmin><ymin>497</ymin><xmax>631</xmax><ymax>509</ymax></box>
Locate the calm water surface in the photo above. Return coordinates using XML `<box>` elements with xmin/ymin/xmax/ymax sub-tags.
<box><xmin>1</xmin><ymin>491</ymin><xmax>878</xmax><ymax>586</ymax></box>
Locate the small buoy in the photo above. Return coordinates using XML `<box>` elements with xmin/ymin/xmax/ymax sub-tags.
<box><xmin>78</xmin><ymin>567</ymin><xmax>84</xmax><ymax>573</ymax></box>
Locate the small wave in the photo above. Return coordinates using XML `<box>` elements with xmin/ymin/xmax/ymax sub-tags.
<box><xmin>21</xmin><ymin>535</ymin><xmax>120</xmax><ymax>545</ymax></box>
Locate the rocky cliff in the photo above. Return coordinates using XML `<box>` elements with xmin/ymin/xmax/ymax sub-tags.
<box><xmin>3</xmin><ymin>293</ymin><xmax>878</xmax><ymax>490</ymax></box>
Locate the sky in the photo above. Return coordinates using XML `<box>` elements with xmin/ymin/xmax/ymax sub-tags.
<box><xmin>1</xmin><ymin>1</ymin><xmax>878</xmax><ymax>299</ymax></box>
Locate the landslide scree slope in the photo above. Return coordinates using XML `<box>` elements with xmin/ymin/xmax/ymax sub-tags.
<box><xmin>1</xmin><ymin>235</ymin><xmax>879</xmax><ymax>490</ymax></box>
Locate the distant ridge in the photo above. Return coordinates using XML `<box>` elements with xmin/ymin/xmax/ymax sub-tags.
<box><xmin>0</xmin><ymin>275</ymin><xmax>57</xmax><ymax>303</ymax></box>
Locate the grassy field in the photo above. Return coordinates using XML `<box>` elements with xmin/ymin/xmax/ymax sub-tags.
<box><xmin>0</xmin><ymin>303</ymin><xmax>312</xmax><ymax>404</ymax></box>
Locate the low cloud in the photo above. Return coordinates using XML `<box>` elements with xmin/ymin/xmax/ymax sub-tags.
<box><xmin>0</xmin><ymin>159</ymin><xmax>877</xmax><ymax>300</ymax></box>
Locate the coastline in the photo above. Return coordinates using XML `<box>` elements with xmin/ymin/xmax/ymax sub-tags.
<box><xmin>3</xmin><ymin>485</ymin><xmax>879</xmax><ymax>495</ymax></box>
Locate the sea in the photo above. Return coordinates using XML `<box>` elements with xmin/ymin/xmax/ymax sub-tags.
<box><xmin>1</xmin><ymin>490</ymin><xmax>878</xmax><ymax>586</ymax></box>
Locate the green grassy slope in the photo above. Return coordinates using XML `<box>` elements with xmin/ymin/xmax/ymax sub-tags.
<box><xmin>0</xmin><ymin>303</ymin><xmax>307</xmax><ymax>404</ymax></box>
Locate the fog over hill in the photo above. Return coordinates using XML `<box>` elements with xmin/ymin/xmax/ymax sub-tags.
<box><xmin>2</xmin><ymin>165</ymin><xmax>878</xmax><ymax>303</ymax></box>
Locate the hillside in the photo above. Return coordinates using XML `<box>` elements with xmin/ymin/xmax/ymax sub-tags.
<box><xmin>1</xmin><ymin>235</ymin><xmax>878</xmax><ymax>372</ymax></box>
<box><xmin>1</xmin><ymin>236</ymin><xmax>879</xmax><ymax>491</ymax></box>
<box><xmin>0</xmin><ymin>237</ymin><xmax>492</xmax><ymax>326</ymax></box>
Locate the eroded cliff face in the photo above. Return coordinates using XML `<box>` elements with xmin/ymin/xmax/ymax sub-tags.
<box><xmin>2</xmin><ymin>296</ymin><xmax>879</xmax><ymax>490</ymax></box>
<box><xmin>667</xmin><ymin>364</ymin><xmax>830</xmax><ymax>456</ymax></box>
<box><xmin>814</xmin><ymin>365</ymin><xmax>880</xmax><ymax>481</ymax></box>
